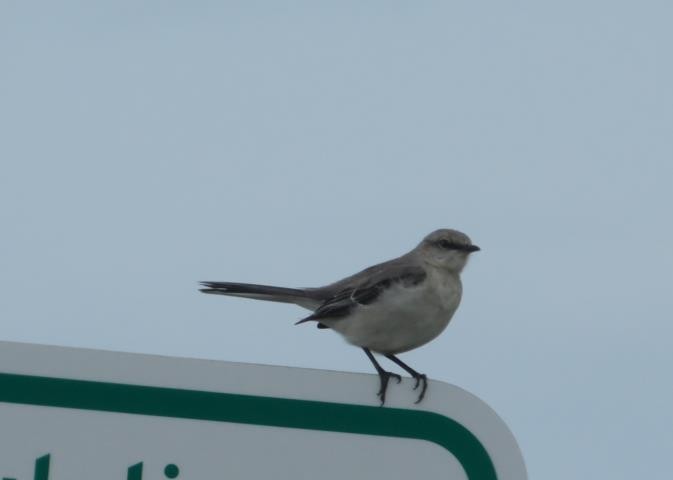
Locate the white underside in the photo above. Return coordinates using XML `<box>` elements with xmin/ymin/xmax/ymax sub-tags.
<box><xmin>321</xmin><ymin>270</ymin><xmax>462</xmax><ymax>354</ymax></box>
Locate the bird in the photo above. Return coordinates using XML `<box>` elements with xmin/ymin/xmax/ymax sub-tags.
<box><xmin>200</xmin><ymin>229</ymin><xmax>480</xmax><ymax>405</ymax></box>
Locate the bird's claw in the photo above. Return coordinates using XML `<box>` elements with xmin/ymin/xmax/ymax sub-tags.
<box><xmin>413</xmin><ymin>374</ymin><xmax>428</xmax><ymax>404</ymax></box>
<box><xmin>377</xmin><ymin>371</ymin><xmax>402</xmax><ymax>406</ymax></box>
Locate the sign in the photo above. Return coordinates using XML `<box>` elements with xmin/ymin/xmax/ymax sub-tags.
<box><xmin>0</xmin><ymin>341</ymin><xmax>526</xmax><ymax>479</ymax></box>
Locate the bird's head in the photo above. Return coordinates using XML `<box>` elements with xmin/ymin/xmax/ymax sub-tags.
<box><xmin>416</xmin><ymin>229</ymin><xmax>480</xmax><ymax>273</ymax></box>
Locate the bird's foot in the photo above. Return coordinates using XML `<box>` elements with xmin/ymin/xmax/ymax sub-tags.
<box><xmin>412</xmin><ymin>373</ymin><xmax>428</xmax><ymax>404</ymax></box>
<box><xmin>377</xmin><ymin>370</ymin><xmax>402</xmax><ymax>406</ymax></box>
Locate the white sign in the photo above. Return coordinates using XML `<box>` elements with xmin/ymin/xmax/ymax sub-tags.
<box><xmin>0</xmin><ymin>341</ymin><xmax>526</xmax><ymax>480</ymax></box>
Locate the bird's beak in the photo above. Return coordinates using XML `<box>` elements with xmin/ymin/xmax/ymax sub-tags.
<box><xmin>466</xmin><ymin>244</ymin><xmax>480</xmax><ymax>253</ymax></box>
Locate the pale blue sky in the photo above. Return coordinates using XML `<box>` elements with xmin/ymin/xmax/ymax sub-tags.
<box><xmin>2</xmin><ymin>2</ymin><xmax>672</xmax><ymax>478</ymax></box>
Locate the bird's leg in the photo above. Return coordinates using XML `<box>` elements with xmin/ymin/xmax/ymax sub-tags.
<box><xmin>384</xmin><ymin>355</ymin><xmax>428</xmax><ymax>404</ymax></box>
<box><xmin>363</xmin><ymin>348</ymin><xmax>401</xmax><ymax>405</ymax></box>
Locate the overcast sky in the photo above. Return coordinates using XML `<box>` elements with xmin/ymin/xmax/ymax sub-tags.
<box><xmin>2</xmin><ymin>2</ymin><xmax>672</xmax><ymax>479</ymax></box>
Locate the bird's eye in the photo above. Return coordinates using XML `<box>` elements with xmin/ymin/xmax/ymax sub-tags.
<box><xmin>438</xmin><ymin>239</ymin><xmax>453</xmax><ymax>249</ymax></box>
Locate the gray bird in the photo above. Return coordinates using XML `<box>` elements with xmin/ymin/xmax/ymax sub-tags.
<box><xmin>200</xmin><ymin>229</ymin><xmax>480</xmax><ymax>405</ymax></box>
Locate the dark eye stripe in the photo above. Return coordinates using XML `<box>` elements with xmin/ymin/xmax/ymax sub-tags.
<box><xmin>437</xmin><ymin>240</ymin><xmax>473</xmax><ymax>251</ymax></box>
<box><xmin>438</xmin><ymin>239</ymin><xmax>458</xmax><ymax>249</ymax></box>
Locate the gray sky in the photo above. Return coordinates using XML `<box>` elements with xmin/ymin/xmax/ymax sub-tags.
<box><xmin>2</xmin><ymin>2</ymin><xmax>672</xmax><ymax>478</ymax></box>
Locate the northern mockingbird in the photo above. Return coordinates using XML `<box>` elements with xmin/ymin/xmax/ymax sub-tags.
<box><xmin>200</xmin><ymin>229</ymin><xmax>479</xmax><ymax>405</ymax></box>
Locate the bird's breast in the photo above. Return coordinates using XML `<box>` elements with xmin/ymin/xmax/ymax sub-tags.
<box><xmin>429</xmin><ymin>270</ymin><xmax>463</xmax><ymax>313</ymax></box>
<box><xmin>328</xmin><ymin>272</ymin><xmax>463</xmax><ymax>354</ymax></box>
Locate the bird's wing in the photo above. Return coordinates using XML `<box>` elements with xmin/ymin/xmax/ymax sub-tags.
<box><xmin>297</xmin><ymin>261</ymin><xmax>426</xmax><ymax>324</ymax></box>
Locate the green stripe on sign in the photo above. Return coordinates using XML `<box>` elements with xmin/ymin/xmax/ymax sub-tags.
<box><xmin>34</xmin><ymin>455</ymin><xmax>49</xmax><ymax>480</ymax></box>
<box><xmin>0</xmin><ymin>372</ymin><xmax>497</xmax><ymax>480</ymax></box>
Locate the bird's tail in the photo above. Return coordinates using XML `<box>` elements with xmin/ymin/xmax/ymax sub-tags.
<box><xmin>199</xmin><ymin>281</ymin><xmax>311</xmax><ymax>305</ymax></box>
